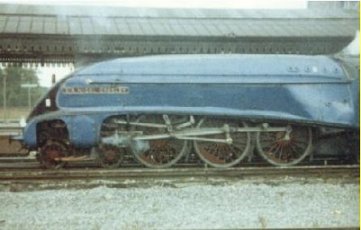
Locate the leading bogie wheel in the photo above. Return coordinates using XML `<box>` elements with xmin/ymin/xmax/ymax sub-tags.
<box><xmin>39</xmin><ymin>140</ymin><xmax>70</xmax><ymax>169</ymax></box>
<box><xmin>97</xmin><ymin>144</ymin><xmax>125</xmax><ymax>168</ymax></box>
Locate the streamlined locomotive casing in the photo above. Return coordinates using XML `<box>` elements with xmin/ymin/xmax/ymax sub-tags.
<box><xmin>23</xmin><ymin>54</ymin><xmax>359</xmax><ymax>149</ymax></box>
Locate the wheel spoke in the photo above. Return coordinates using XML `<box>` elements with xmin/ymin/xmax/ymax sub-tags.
<box><xmin>194</xmin><ymin>118</ymin><xmax>252</xmax><ymax>168</ymax></box>
<box><xmin>131</xmin><ymin>115</ymin><xmax>189</xmax><ymax>168</ymax></box>
<box><xmin>39</xmin><ymin>140</ymin><xmax>69</xmax><ymax>169</ymax></box>
<box><xmin>256</xmin><ymin>125</ymin><xmax>312</xmax><ymax>166</ymax></box>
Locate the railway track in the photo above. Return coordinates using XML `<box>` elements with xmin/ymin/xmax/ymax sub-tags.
<box><xmin>0</xmin><ymin>165</ymin><xmax>358</xmax><ymax>181</ymax></box>
<box><xmin>0</xmin><ymin>164</ymin><xmax>358</xmax><ymax>192</ymax></box>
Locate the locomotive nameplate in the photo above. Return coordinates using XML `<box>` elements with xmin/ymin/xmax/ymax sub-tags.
<box><xmin>62</xmin><ymin>86</ymin><xmax>129</xmax><ymax>94</ymax></box>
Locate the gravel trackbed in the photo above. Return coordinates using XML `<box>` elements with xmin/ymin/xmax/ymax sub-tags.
<box><xmin>0</xmin><ymin>178</ymin><xmax>358</xmax><ymax>229</ymax></box>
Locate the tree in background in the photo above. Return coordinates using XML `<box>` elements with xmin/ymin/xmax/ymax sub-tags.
<box><xmin>0</xmin><ymin>66</ymin><xmax>46</xmax><ymax>107</ymax></box>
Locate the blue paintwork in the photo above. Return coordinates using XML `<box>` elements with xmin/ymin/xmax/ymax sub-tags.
<box><xmin>23</xmin><ymin>120</ymin><xmax>37</xmax><ymax>146</ymax></box>
<box><xmin>22</xmin><ymin>54</ymin><xmax>359</xmax><ymax>148</ymax></box>
<box><xmin>68</xmin><ymin>115</ymin><xmax>98</xmax><ymax>147</ymax></box>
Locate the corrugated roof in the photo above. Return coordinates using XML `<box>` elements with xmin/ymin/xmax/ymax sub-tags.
<box><xmin>0</xmin><ymin>4</ymin><xmax>358</xmax><ymax>37</ymax></box>
<box><xmin>0</xmin><ymin>14</ymin><xmax>357</xmax><ymax>37</ymax></box>
<box><xmin>0</xmin><ymin>4</ymin><xmax>358</xmax><ymax>64</ymax></box>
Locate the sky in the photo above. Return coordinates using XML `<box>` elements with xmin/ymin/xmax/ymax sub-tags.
<box><xmin>0</xmin><ymin>0</ymin><xmax>358</xmax><ymax>87</ymax></box>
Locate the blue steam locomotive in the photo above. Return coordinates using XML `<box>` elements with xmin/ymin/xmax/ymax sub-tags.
<box><xmin>21</xmin><ymin>54</ymin><xmax>359</xmax><ymax>168</ymax></box>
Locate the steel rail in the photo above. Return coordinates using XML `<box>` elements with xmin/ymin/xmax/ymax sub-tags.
<box><xmin>0</xmin><ymin>165</ymin><xmax>358</xmax><ymax>181</ymax></box>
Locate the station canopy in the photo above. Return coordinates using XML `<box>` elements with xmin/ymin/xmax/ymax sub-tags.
<box><xmin>0</xmin><ymin>4</ymin><xmax>359</xmax><ymax>65</ymax></box>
